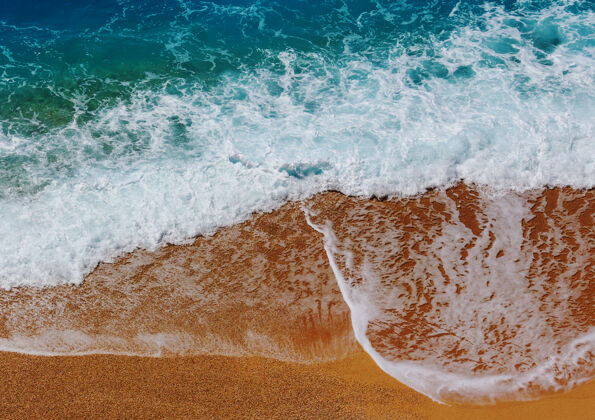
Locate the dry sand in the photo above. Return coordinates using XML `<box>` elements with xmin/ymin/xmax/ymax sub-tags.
<box><xmin>0</xmin><ymin>350</ymin><xmax>593</xmax><ymax>419</ymax></box>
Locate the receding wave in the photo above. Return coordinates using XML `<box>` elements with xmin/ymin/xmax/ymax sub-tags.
<box><xmin>0</xmin><ymin>184</ymin><xmax>593</xmax><ymax>404</ymax></box>
<box><xmin>0</xmin><ymin>200</ymin><xmax>356</xmax><ymax>361</ymax></box>
<box><xmin>305</xmin><ymin>185</ymin><xmax>593</xmax><ymax>403</ymax></box>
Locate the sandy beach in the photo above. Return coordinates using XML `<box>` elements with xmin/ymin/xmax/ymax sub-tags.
<box><xmin>0</xmin><ymin>350</ymin><xmax>593</xmax><ymax>419</ymax></box>
<box><xmin>0</xmin><ymin>185</ymin><xmax>593</xmax><ymax>418</ymax></box>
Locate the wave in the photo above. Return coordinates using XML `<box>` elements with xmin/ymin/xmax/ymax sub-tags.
<box><xmin>1</xmin><ymin>0</ymin><xmax>594</xmax><ymax>287</ymax></box>
<box><xmin>0</xmin><ymin>185</ymin><xmax>593</xmax><ymax>404</ymax></box>
<box><xmin>304</xmin><ymin>185</ymin><xmax>594</xmax><ymax>403</ymax></box>
<box><xmin>0</xmin><ymin>199</ymin><xmax>356</xmax><ymax>361</ymax></box>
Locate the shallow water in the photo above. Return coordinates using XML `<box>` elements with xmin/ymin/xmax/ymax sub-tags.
<box><xmin>0</xmin><ymin>186</ymin><xmax>593</xmax><ymax>403</ymax></box>
<box><xmin>305</xmin><ymin>186</ymin><xmax>594</xmax><ymax>403</ymax></box>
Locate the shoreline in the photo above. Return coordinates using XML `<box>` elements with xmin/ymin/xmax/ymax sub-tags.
<box><xmin>0</xmin><ymin>184</ymin><xmax>593</xmax><ymax>414</ymax></box>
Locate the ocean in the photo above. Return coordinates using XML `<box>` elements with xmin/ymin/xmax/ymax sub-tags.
<box><xmin>0</xmin><ymin>0</ymin><xmax>593</xmax><ymax>404</ymax></box>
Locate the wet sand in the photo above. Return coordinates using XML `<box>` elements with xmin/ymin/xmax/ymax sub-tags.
<box><xmin>0</xmin><ymin>350</ymin><xmax>593</xmax><ymax>419</ymax></box>
<box><xmin>0</xmin><ymin>184</ymin><xmax>593</xmax><ymax>417</ymax></box>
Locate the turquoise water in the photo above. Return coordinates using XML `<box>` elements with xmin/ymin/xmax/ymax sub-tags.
<box><xmin>0</xmin><ymin>0</ymin><xmax>594</xmax><ymax>287</ymax></box>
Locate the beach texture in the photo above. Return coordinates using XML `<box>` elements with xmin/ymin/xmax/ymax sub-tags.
<box><xmin>0</xmin><ymin>184</ymin><xmax>593</xmax><ymax>417</ymax></box>
<box><xmin>0</xmin><ymin>351</ymin><xmax>593</xmax><ymax>419</ymax></box>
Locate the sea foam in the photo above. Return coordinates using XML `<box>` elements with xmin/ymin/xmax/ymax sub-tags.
<box><xmin>304</xmin><ymin>187</ymin><xmax>594</xmax><ymax>403</ymax></box>
<box><xmin>1</xmin><ymin>1</ymin><xmax>594</xmax><ymax>288</ymax></box>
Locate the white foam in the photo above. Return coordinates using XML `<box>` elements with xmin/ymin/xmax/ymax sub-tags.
<box><xmin>0</xmin><ymin>328</ymin><xmax>353</xmax><ymax>363</ymax></box>
<box><xmin>0</xmin><ymin>1</ymin><xmax>594</xmax><ymax>288</ymax></box>
<box><xmin>303</xmin><ymin>189</ymin><xmax>594</xmax><ymax>403</ymax></box>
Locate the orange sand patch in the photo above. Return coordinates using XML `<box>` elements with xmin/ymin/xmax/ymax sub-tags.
<box><xmin>0</xmin><ymin>350</ymin><xmax>593</xmax><ymax>419</ymax></box>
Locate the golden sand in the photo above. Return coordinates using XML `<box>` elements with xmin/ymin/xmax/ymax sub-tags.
<box><xmin>0</xmin><ymin>350</ymin><xmax>593</xmax><ymax>419</ymax></box>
